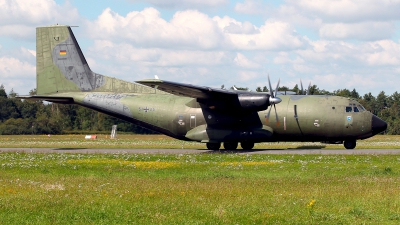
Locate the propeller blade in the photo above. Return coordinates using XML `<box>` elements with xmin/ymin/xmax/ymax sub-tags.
<box><xmin>265</xmin><ymin>106</ymin><xmax>272</xmax><ymax>124</ymax></box>
<box><xmin>300</xmin><ymin>79</ymin><xmax>304</xmax><ymax>95</ymax></box>
<box><xmin>274</xmin><ymin>78</ymin><xmax>280</xmax><ymax>96</ymax></box>
<box><xmin>268</xmin><ymin>74</ymin><xmax>274</xmax><ymax>97</ymax></box>
<box><xmin>274</xmin><ymin>104</ymin><xmax>280</xmax><ymax>127</ymax></box>
<box><xmin>265</xmin><ymin>74</ymin><xmax>281</xmax><ymax>126</ymax></box>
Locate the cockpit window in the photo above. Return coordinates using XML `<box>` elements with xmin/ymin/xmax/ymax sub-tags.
<box><xmin>357</xmin><ymin>105</ymin><xmax>366</xmax><ymax>112</ymax></box>
<box><xmin>347</xmin><ymin>103</ymin><xmax>366</xmax><ymax>113</ymax></box>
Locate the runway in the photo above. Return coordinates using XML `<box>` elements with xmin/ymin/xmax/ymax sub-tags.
<box><xmin>1</xmin><ymin>148</ymin><xmax>400</xmax><ymax>154</ymax></box>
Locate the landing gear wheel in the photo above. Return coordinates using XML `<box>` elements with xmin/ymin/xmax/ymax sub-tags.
<box><xmin>344</xmin><ymin>140</ymin><xmax>356</xmax><ymax>149</ymax></box>
<box><xmin>240</xmin><ymin>142</ymin><xmax>254</xmax><ymax>150</ymax></box>
<box><xmin>223</xmin><ymin>142</ymin><xmax>238</xmax><ymax>150</ymax></box>
<box><xmin>206</xmin><ymin>143</ymin><xmax>221</xmax><ymax>150</ymax></box>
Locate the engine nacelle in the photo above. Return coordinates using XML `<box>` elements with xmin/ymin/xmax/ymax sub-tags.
<box><xmin>238</xmin><ymin>94</ymin><xmax>269</xmax><ymax>111</ymax></box>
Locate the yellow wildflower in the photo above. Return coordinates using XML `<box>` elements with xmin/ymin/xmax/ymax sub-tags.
<box><xmin>307</xmin><ymin>199</ymin><xmax>316</xmax><ymax>208</ymax></box>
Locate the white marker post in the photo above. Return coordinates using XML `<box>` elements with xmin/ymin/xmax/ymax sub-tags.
<box><xmin>110</xmin><ymin>125</ymin><xmax>117</xmax><ymax>139</ymax></box>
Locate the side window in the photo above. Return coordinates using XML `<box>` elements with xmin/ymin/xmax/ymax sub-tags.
<box><xmin>345</xmin><ymin>106</ymin><xmax>352</xmax><ymax>112</ymax></box>
<box><xmin>354</xmin><ymin>107</ymin><xmax>359</xmax><ymax>112</ymax></box>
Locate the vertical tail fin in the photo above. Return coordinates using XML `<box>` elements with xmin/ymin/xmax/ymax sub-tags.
<box><xmin>36</xmin><ymin>25</ymin><xmax>101</xmax><ymax>94</ymax></box>
<box><xmin>36</xmin><ymin>25</ymin><xmax>154</xmax><ymax>95</ymax></box>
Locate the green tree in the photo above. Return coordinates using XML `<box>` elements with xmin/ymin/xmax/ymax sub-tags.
<box><xmin>308</xmin><ymin>85</ymin><xmax>320</xmax><ymax>95</ymax></box>
<box><xmin>0</xmin><ymin>84</ymin><xmax>7</xmax><ymax>98</ymax></box>
<box><xmin>278</xmin><ymin>86</ymin><xmax>289</xmax><ymax>91</ymax></box>
<box><xmin>292</xmin><ymin>84</ymin><xmax>299</xmax><ymax>94</ymax></box>
<box><xmin>334</xmin><ymin>89</ymin><xmax>351</xmax><ymax>98</ymax></box>
<box><xmin>8</xmin><ymin>88</ymin><xmax>17</xmax><ymax>98</ymax></box>
<box><xmin>350</xmin><ymin>88</ymin><xmax>360</xmax><ymax>99</ymax></box>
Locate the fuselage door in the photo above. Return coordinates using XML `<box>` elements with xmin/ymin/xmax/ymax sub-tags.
<box><xmin>344</xmin><ymin>105</ymin><xmax>354</xmax><ymax>129</ymax></box>
<box><xmin>190</xmin><ymin>114</ymin><xmax>196</xmax><ymax>128</ymax></box>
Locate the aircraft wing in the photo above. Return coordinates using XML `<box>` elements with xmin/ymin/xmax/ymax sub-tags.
<box><xmin>136</xmin><ymin>79</ymin><xmax>238</xmax><ymax>99</ymax></box>
<box><xmin>137</xmin><ymin>79</ymin><xmax>273</xmax><ymax>112</ymax></box>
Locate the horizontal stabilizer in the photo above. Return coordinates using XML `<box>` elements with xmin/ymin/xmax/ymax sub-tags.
<box><xmin>17</xmin><ymin>95</ymin><xmax>74</xmax><ymax>104</ymax></box>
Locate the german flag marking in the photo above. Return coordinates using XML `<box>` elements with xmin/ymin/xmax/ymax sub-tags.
<box><xmin>59</xmin><ymin>50</ymin><xmax>67</xmax><ymax>56</ymax></box>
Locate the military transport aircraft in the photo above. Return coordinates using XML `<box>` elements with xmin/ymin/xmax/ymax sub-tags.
<box><xmin>19</xmin><ymin>25</ymin><xmax>388</xmax><ymax>150</ymax></box>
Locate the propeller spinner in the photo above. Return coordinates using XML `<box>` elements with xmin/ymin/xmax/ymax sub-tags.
<box><xmin>265</xmin><ymin>75</ymin><xmax>282</xmax><ymax>126</ymax></box>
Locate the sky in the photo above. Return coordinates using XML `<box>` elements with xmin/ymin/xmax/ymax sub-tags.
<box><xmin>1</xmin><ymin>0</ymin><xmax>400</xmax><ymax>97</ymax></box>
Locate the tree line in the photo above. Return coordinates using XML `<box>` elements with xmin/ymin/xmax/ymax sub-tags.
<box><xmin>1</xmin><ymin>84</ymin><xmax>399</xmax><ymax>135</ymax></box>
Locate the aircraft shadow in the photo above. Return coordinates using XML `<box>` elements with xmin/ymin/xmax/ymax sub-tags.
<box><xmin>201</xmin><ymin>145</ymin><xmax>326</xmax><ymax>153</ymax></box>
<box><xmin>290</xmin><ymin>145</ymin><xmax>327</xmax><ymax>150</ymax></box>
<box><xmin>52</xmin><ymin>148</ymin><xmax>88</xmax><ymax>150</ymax></box>
<box><xmin>203</xmin><ymin>149</ymin><xmax>274</xmax><ymax>154</ymax></box>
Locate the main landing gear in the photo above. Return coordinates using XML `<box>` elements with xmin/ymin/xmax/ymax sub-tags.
<box><xmin>223</xmin><ymin>142</ymin><xmax>238</xmax><ymax>150</ymax></box>
<box><xmin>206</xmin><ymin>143</ymin><xmax>221</xmax><ymax>150</ymax></box>
<box><xmin>344</xmin><ymin>140</ymin><xmax>356</xmax><ymax>149</ymax></box>
<box><xmin>206</xmin><ymin>142</ymin><xmax>255</xmax><ymax>150</ymax></box>
<box><xmin>240</xmin><ymin>142</ymin><xmax>254</xmax><ymax>150</ymax></box>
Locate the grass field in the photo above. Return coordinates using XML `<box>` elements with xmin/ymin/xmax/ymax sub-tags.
<box><xmin>1</xmin><ymin>135</ymin><xmax>400</xmax><ymax>224</ymax></box>
<box><xmin>0</xmin><ymin>134</ymin><xmax>399</xmax><ymax>149</ymax></box>
<box><xmin>1</xmin><ymin>152</ymin><xmax>400</xmax><ymax>224</ymax></box>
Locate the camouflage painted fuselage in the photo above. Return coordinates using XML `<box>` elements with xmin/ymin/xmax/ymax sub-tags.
<box><xmin>49</xmin><ymin>91</ymin><xmax>377</xmax><ymax>143</ymax></box>
<box><xmin>19</xmin><ymin>25</ymin><xmax>387</xmax><ymax>149</ymax></box>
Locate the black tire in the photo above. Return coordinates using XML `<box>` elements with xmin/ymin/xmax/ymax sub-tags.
<box><xmin>223</xmin><ymin>142</ymin><xmax>238</xmax><ymax>150</ymax></box>
<box><xmin>206</xmin><ymin>143</ymin><xmax>221</xmax><ymax>150</ymax></box>
<box><xmin>240</xmin><ymin>142</ymin><xmax>254</xmax><ymax>150</ymax></box>
<box><xmin>344</xmin><ymin>140</ymin><xmax>356</xmax><ymax>149</ymax></box>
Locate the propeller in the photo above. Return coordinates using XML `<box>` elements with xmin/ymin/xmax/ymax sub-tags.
<box><xmin>307</xmin><ymin>82</ymin><xmax>311</xmax><ymax>95</ymax></box>
<box><xmin>265</xmin><ymin>75</ymin><xmax>282</xmax><ymax>126</ymax></box>
<box><xmin>299</xmin><ymin>79</ymin><xmax>311</xmax><ymax>95</ymax></box>
<box><xmin>300</xmin><ymin>79</ymin><xmax>304</xmax><ymax>95</ymax></box>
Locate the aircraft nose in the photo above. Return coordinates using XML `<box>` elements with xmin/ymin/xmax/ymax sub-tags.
<box><xmin>371</xmin><ymin>115</ymin><xmax>387</xmax><ymax>135</ymax></box>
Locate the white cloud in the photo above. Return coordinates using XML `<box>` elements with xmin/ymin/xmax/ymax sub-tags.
<box><xmin>223</xmin><ymin>21</ymin><xmax>259</xmax><ymax>34</ymax></box>
<box><xmin>0</xmin><ymin>57</ymin><xmax>34</xmax><ymax>78</ymax></box>
<box><xmin>238</xmin><ymin>70</ymin><xmax>259</xmax><ymax>82</ymax></box>
<box><xmin>288</xmin><ymin>0</ymin><xmax>400</xmax><ymax>23</ymax></box>
<box><xmin>234</xmin><ymin>53</ymin><xmax>260</xmax><ymax>68</ymax></box>
<box><xmin>313</xmin><ymin>73</ymin><xmax>385</xmax><ymax>94</ymax></box>
<box><xmin>0</xmin><ymin>0</ymin><xmax>80</xmax><ymax>39</ymax></box>
<box><xmin>295</xmin><ymin>39</ymin><xmax>400</xmax><ymax>68</ymax></box>
<box><xmin>234</xmin><ymin>0</ymin><xmax>267</xmax><ymax>15</ymax></box>
<box><xmin>87</xmin><ymin>8</ymin><xmax>306</xmax><ymax>51</ymax></box>
<box><xmin>87</xmin><ymin>8</ymin><xmax>228</xmax><ymax>50</ymax></box>
<box><xmin>224</xmin><ymin>20</ymin><xmax>306</xmax><ymax>50</ymax></box>
<box><xmin>0</xmin><ymin>56</ymin><xmax>35</xmax><ymax>94</ymax></box>
<box><xmin>319</xmin><ymin>22</ymin><xmax>395</xmax><ymax>40</ymax></box>
<box><xmin>0</xmin><ymin>1</ymin><xmax>399</xmax><ymax>96</ymax></box>
<box><xmin>89</xmin><ymin>40</ymin><xmax>229</xmax><ymax>67</ymax></box>
<box><xmin>357</xmin><ymin>40</ymin><xmax>400</xmax><ymax>66</ymax></box>
<box><xmin>131</xmin><ymin>0</ymin><xmax>228</xmax><ymax>9</ymax></box>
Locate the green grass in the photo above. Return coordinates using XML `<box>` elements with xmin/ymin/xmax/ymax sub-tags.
<box><xmin>1</xmin><ymin>153</ymin><xmax>400</xmax><ymax>224</ymax></box>
<box><xmin>0</xmin><ymin>134</ymin><xmax>400</xmax><ymax>149</ymax></box>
